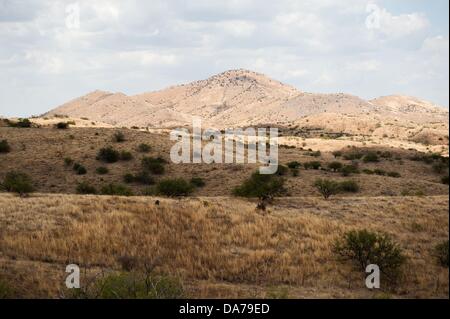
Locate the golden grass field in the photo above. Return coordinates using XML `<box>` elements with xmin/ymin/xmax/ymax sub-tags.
<box><xmin>0</xmin><ymin>124</ymin><xmax>448</xmax><ymax>299</ymax></box>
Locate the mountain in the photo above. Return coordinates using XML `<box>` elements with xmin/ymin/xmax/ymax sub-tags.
<box><xmin>45</xmin><ymin>69</ymin><xmax>448</xmax><ymax>130</ymax></box>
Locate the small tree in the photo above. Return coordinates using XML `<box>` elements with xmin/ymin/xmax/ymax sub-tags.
<box><xmin>334</xmin><ymin>229</ymin><xmax>406</xmax><ymax>284</ymax></box>
<box><xmin>314</xmin><ymin>179</ymin><xmax>339</xmax><ymax>199</ymax></box>
<box><xmin>97</xmin><ymin>147</ymin><xmax>120</xmax><ymax>163</ymax></box>
<box><xmin>0</xmin><ymin>140</ymin><xmax>11</xmax><ymax>153</ymax></box>
<box><xmin>363</xmin><ymin>152</ymin><xmax>380</xmax><ymax>163</ymax></box>
<box><xmin>156</xmin><ymin>179</ymin><xmax>193</xmax><ymax>197</ymax></box>
<box><xmin>113</xmin><ymin>131</ymin><xmax>126</xmax><ymax>143</ymax></box>
<box><xmin>233</xmin><ymin>172</ymin><xmax>286</xmax><ymax>201</ymax></box>
<box><xmin>1</xmin><ymin>172</ymin><xmax>34</xmax><ymax>195</ymax></box>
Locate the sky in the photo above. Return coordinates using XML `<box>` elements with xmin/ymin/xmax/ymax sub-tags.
<box><xmin>0</xmin><ymin>0</ymin><xmax>448</xmax><ymax>117</ymax></box>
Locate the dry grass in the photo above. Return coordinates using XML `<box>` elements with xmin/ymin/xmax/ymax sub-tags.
<box><xmin>0</xmin><ymin>193</ymin><xmax>448</xmax><ymax>299</ymax></box>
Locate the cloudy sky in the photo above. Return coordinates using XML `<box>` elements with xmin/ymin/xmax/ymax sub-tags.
<box><xmin>0</xmin><ymin>0</ymin><xmax>448</xmax><ymax>117</ymax></box>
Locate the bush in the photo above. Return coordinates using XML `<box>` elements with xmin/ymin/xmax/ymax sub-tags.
<box><xmin>233</xmin><ymin>172</ymin><xmax>285</xmax><ymax>200</ymax></box>
<box><xmin>304</xmin><ymin>161</ymin><xmax>321</xmax><ymax>170</ymax></box>
<box><xmin>138</xmin><ymin>143</ymin><xmax>151</xmax><ymax>153</ymax></box>
<box><xmin>73</xmin><ymin>164</ymin><xmax>87</xmax><ymax>175</ymax></box>
<box><xmin>341</xmin><ymin>164</ymin><xmax>359</xmax><ymax>176</ymax></box>
<box><xmin>380</xmin><ymin>151</ymin><xmax>393</xmax><ymax>159</ymax></box>
<box><xmin>332</xmin><ymin>151</ymin><xmax>342</xmax><ymax>158</ymax></box>
<box><xmin>435</xmin><ymin>240</ymin><xmax>449</xmax><ymax>267</ymax></box>
<box><xmin>432</xmin><ymin>162</ymin><xmax>447</xmax><ymax>174</ymax></box>
<box><xmin>120</xmin><ymin>151</ymin><xmax>133</xmax><ymax>161</ymax></box>
<box><xmin>362</xmin><ymin>169</ymin><xmax>374</xmax><ymax>175</ymax></box>
<box><xmin>156</xmin><ymin>178</ymin><xmax>193</xmax><ymax>197</ymax></box>
<box><xmin>55</xmin><ymin>122</ymin><xmax>69</xmax><ymax>129</ymax></box>
<box><xmin>96</xmin><ymin>167</ymin><xmax>109</xmax><ymax>175</ymax></box>
<box><xmin>8</xmin><ymin>118</ymin><xmax>32</xmax><ymax>128</ymax></box>
<box><xmin>0</xmin><ymin>278</ymin><xmax>13</xmax><ymax>299</ymax></box>
<box><xmin>134</xmin><ymin>171</ymin><xmax>155</xmax><ymax>185</ymax></box>
<box><xmin>113</xmin><ymin>131</ymin><xmax>126</xmax><ymax>143</ymax></box>
<box><xmin>64</xmin><ymin>157</ymin><xmax>74</xmax><ymax>167</ymax></box>
<box><xmin>441</xmin><ymin>175</ymin><xmax>449</xmax><ymax>185</ymax></box>
<box><xmin>97</xmin><ymin>147</ymin><xmax>120</xmax><ymax>163</ymax></box>
<box><xmin>123</xmin><ymin>173</ymin><xmax>135</xmax><ymax>184</ymax></box>
<box><xmin>287</xmin><ymin>161</ymin><xmax>301</xmax><ymax>169</ymax></box>
<box><xmin>76</xmin><ymin>182</ymin><xmax>97</xmax><ymax>195</ymax></box>
<box><xmin>328</xmin><ymin>161</ymin><xmax>343</xmax><ymax>172</ymax></box>
<box><xmin>339</xmin><ymin>180</ymin><xmax>360</xmax><ymax>193</ymax></box>
<box><xmin>276</xmin><ymin>165</ymin><xmax>289</xmax><ymax>176</ymax></box>
<box><xmin>313</xmin><ymin>179</ymin><xmax>340</xmax><ymax>199</ymax></box>
<box><xmin>374</xmin><ymin>169</ymin><xmax>386</xmax><ymax>176</ymax></box>
<box><xmin>0</xmin><ymin>140</ymin><xmax>11</xmax><ymax>153</ymax></box>
<box><xmin>363</xmin><ymin>152</ymin><xmax>380</xmax><ymax>163</ymax></box>
<box><xmin>101</xmin><ymin>184</ymin><xmax>133</xmax><ymax>196</ymax></box>
<box><xmin>343</xmin><ymin>152</ymin><xmax>364</xmax><ymax>160</ymax></box>
<box><xmin>71</xmin><ymin>272</ymin><xmax>184</xmax><ymax>299</ymax></box>
<box><xmin>142</xmin><ymin>157</ymin><xmax>166</xmax><ymax>175</ymax></box>
<box><xmin>306</xmin><ymin>150</ymin><xmax>321</xmax><ymax>157</ymax></box>
<box><xmin>190</xmin><ymin>177</ymin><xmax>205</xmax><ymax>188</ymax></box>
<box><xmin>334</xmin><ymin>229</ymin><xmax>406</xmax><ymax>283</ymax></box>
<box><xmin>387</xmin><ymin>171</ymin><xmax>401</xmax><ymax>178</ymax></box>
<box><xmin>1</xmin><ymin>172</ymin><xmax>34</xmax><ymax>195</ymax></box>
<box><xmin>291</xmin><ymin>168</ymin><xmax>299</xmax><ymax>177</ymax></box>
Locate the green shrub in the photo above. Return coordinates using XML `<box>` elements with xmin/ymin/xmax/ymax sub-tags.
<box><xmin>387</xmin><ymin>171</ymin><xmax>401</xmax><ymax>178</ymax></box>
<box><xmin>306</xmin><ymin>150</ymin><xmax>321</xmax><ymax>157</ymax></box>
<box><xmin>96</xmin><ymin>167</ymin><xmax>109</xmax><ymax>175</ymax></box>
<box><xmin>134</xmin><ymin>171</ymin><xmax>155</xmax><ymax>185</ymax></box>
<box><xmin>313</xmin><ymin>179</ymin><xmax>340</xmax><ymax>199</ymax></box>
<box><xmin>8</xmin><ymin>118</ymin><xmax>32</xmax><ymax>128</ymax></box>
<box><xmin>380</xmin><ymin>151</ymin><xmax>393</xmax><ymax>159</ymax></box>
<box><xmin>142</xmin><ymin>157</ymin><xmax>166</xmax><ymax>175</ymax></box>
<box><xmin>113</xmin><ymin>131</ymin><xmax>126</xmax><ymax>143</ymax></box>
<box><xmin>73</xmin><ymin>164</ymin><xmax>87</xmax><ymax>175</ymax></box>
<box><xmin>339</xmin><ymin>180</ymin><xmax>360</xmax><ymax>193</ymax></box>
<box><xmin>374</xmin><ymin>169</ymin><xmax>386</xmax><ymax>176</ymax></box>
<box><xmin>71</xmin><ymin>272</ymin><xmax>184</xmax><ymax>299</ymax></box>
<box><xmin>123</xmin><ymin>173</ymin><xmax>135</xmax><ymax>184</ymax></box>
<box><xmin>156</xmin><ymin>178</ymin><xmax>193</xmax><ymax>197</ymax></box>
<box><xmin>334</xmin><ymin>229</ymin><xmax>406</xmax><ymax>283</ymax></box>
<box><xmin>64</xmin><ymin>157</ymin><xmax>74</xmax><ymax>167</ymax></box>
<box><xmin>343</xmin><ymin>152</ymin><xmax>364</xmax><ymax>160</ymax></box>
<box><xmin>190</xmin><ymin>177</ymin><xmax>206</xmax><ymax>188</ymax></box>
<box><xmin>97</xmin><ymin>147</ymin><xmax>120</xmax><ymax>163</ymax></box>
<box><xmin>120</xmin><ymin>151</ymin><xmax>133</xmax><ymax>161</ymax></box>
<box><xmin>1</xmin><ymin>172</ymin><xmax>34</xmax><ymax>195</ymax></box>
<box><xmin>287</xmin><ymin>161</ymin><xmax>301</xmax><ymax>169</ymax></box>
<box><xmin>138</xmin><ymin>143</ymin><xmax>151</xmax><ymax>153</ymax></box>
<box><xmin>101</xmin><ymin>184</ymin><xmax>133</xmax><ymax>196</ymax></box>
<box><xmin>233</xmin><ymin>172</ymin><xmax>285</xmax><ymax>200</ymax></box>
<box><xmin>328</xmin><ymin>161</ymin><xmax>343</xmax><ymax>172</ymax></box>
<box><xmin>0</xmin><ymin>140</ymin><xmax>11</xmax><ymax>153</ymax></box>
<box><xmin>55</xmin><ymin>122</ymin><xmax>69</xmax><ymax>129</ymax></box>
<box><xmin>435</xmin><ymin>240</ymin><xmax>449</xmax><ymax>267</ymax></box>
<box><xmin>76</xmin><ymin>182</ymin><xmax>97</xmax><ymax>195</ymax></box>
<box><xmin>441</xmin><ymin>175</ymin><xmax>449</xmax><ymax>185</ymax></box>
<box><xmin>341</xmin><ymin>164</ymin><xmax>359</xmax><ymax>176</ymax></box>
<box><xmin>362</xmin><ymin>169</ymin><xmax>374</xmax><ymax>175</ymax></box>
<box><xmin>304</xmin><ymin>161</ymin><xmax>321</xmax><ymax>170</ymax></box>
<box><xmin>363</xmin><ymin>152</ymin><xmax>380</xmax><ymax>163</ymax></box>
<box><xmin>332</xmin><ymin>151</ymin><xmax>342</xmax><ymax>158</ymax></box>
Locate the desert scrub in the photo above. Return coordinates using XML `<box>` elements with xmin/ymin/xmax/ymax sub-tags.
<box><xmin>64</xmin><ymin>157</ymin><xmax>74</xmax><ymax>167</ymax></box>
<box><xmin>73</xmin><ymin>163</ymin><xmax>87</xmax><ymax>175</ymax></box>
<box><xmin>435</xmin><ymin>240</ymin><xmax>449</xmax><ymax>268</ymax></box>
<box><xmin>190</xmin><ymin>177</ymin><xmax>206</xmax><ymax>188</ymax></box>
<box><xmin>334</xmin><ymin>229</ymin><xmax>406</xmax><ymax>284</ymax></box>
<box><xmin>55</xmin><ymin>122</ymin><xmax>70</xmax><ymax>129</ymax></box>
<box><xmin>138</xmin><ymin>143</ymin><xmax>151</xmax><ymax>153</ymax></box>
<box><xmin>328</xmin><ymin>161</ymin><xmax>343</xmax><ymax>172</ymax></box>
<box><xmin>275</xmin><ymin>165</ymin><xmax>289</xmax><ymax>176</ymax></box>
<box><xmin>0</xmin><ymin>140</ymin><xmax>11</xmax><ymax>153</ymax></box>
<box><xmin>1</xmin><ymin>171</ymin><xmax>34</xmax><ymax>195</ymax></box>
<box><xmin>233</xmin><ymin>172</ymin><xmax>286</xmax><ymax>200</ymax></box>
<box><xmin>363</xmin><ymin>152</ymin><xmax>380</xmax><ymax>163</ymax></box>
<box><xmin>113</xmin><ymin>131</ymin><xmax>126</xmax><ymax>143</ymax></box>
<box><xmin>7</xmin><ymin>118</ymin><xmax>32</xmax><ymax>128</ymax></box>
<box><xmin>156</xmin><ymin>178</ymin><xmax>193</xmax><ymax>197</ymax></box>
<box><xmin>313</xmin><ymin>179</ymin><xmax>340</xmax><ymax>199</ymax></box>
<box><xmin>97</xmin><ymin>147</ymin><xmax>120</xmax><ymax>163</ymax></box>
<box><xmin>101</xmin><ymin>184</ymin><xmax>133</xmax><ymax>196</ymax></box>
<box><xmin>76</xmin><ymin>182</ymin><xmax>97</xmax><ymax>195</ymax></box>
<box><xmin>339</xmin><ymin>180</ymin><xmax>360</xmax><ymax>193</ymax></box>
<box><xmin>287</xmin><ymin>161</ymin><xmax>301</xmax><ymax>169</ymax></box>
<box><xmin>120</xmin><ymin>151</ymin><xmax>134</xmax><ymax>161</ymax></box>
<box><xmin>96</xmin><ymin>167</ymin><xmax>109</xmax><ymax>175</ymax></box>
<box><xmin>303</xmin><ymin>161</ymin><xmax>321</xmax><ymax>170</ymax></box>
<box><xmin>142</xmin><ymin>157</ymin><xmax>166</xmax><ymax>175</ymax></box>
<box><xmin>441</xmin><ymin>175</ymin><xmax>449</xmax><ymax>185</ymax></box>
<box><xmin>387</xmin><ymin>171</ymin><xmax>401</xmax><ymax>178</ymax></box>
<box><xmin>70</xmin><ymin>272</ymin><xmax>184</xmax><ymax>299</ymax></box>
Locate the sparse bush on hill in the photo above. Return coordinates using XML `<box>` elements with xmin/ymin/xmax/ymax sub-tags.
<box><xmin>328</xmin><ymin>161</ymin><xmax>343</xmax><ymax>172</ymax></box>
<box><xmin>76</xmin><ymin>182</ymin><xmax>97</xmax><ymax>195</ymax></box>
<box><xmin>306</xmin><ymin>150</ymin><xmax>321</xmax><ymax>157</ymax></box>
<box><xmin>113</xmin><ymin>131</ymin><xmax>126</xmax><ymax>143</ymax></box>
<box><xmin>96</xmin><ymin>167</ymin><xmax>109</xmax><ymax>175</ymax></box>
<box><xmin>157</xmin><ymin>178</ymin><xmax>193</xmax><ymax>197</ymax></box>
<box><xmin>343</xmin><ymin>152</ymin><xmax>364</xmax><ymax>161</ymax></box>
<box><xmin>334</xmin><ymin>229</ymin><xmax>406</xmax><ymax>284</ymax></box>
<box><xmin>362</xmin><ymin>169</ymin><xmax>374</xmax><ymax>175</ymax></box>
<box><xmin>0</xmin><ymin>140</ymin><xmax>11</xmax><ymax>153</ymax></box>
<box><xmin>341</xmin><ymin>164</ymin><xmax>359</xmax><ymax>176</ymax></box>
<box><xmin>374</xmin><ymin>169</ymin><xmax>386</xmax><ymax>176</ymax></box>
<box><xmin>287</xmin><ymin>161</ymin><xmax>301</xmax><ymax>169</ymax></box>
<box><xmin>73</xmin><ymin>163</ymin><xmax>87</xmax><ymax>175</ymax></box>
<box><xmin>55</xmin><ymin>122</ymin><xmax>69</xmax><ymax>129</ymax></box>
<box><xmin>138</xmin><ymin>143</ymin><xmax>151</xmax><ymax>153</ymax></box>
<box><xmin>120</xmin><ymin>151</ymin><xmax>133</xmax><ymax>161</ymax></box>
<box><xmin>190</xmin><ymin>177</ymin><xmax>205</xmax><ymax>188</ymax></box>
<box><xmin>363</xmin><ymin>152</ymin><xmax>380</xmax><ymax>163</ymax></box>
<box><xmin>435</xmin><ymin>240</ymin><xmax>449</xmax><ymax>268</ymax></box>
<box><xmin>276</xmin><ymin>165</ymin><xmax>289</xmax><ymax>176</ymax></box>
<box><xmin>432</xmin><ymin>162</ymin><xmax>447</xmax><ymax>174</ymax></box>
<box><xmin>332</xmin><ymin>151</ymin><xmax>342</xmax><ymax>158</ymax></box>
<box><xmin>123</xmin><ymin>173</ymin><xmax>135</xmax><ymax>184</ymax></box>
<box><xmin>70</xmin><ymin>272</ymin><xmax>184</xmax><ymax>299</ymax></box>
<box><xmin>313</xmin><ymin>179</ymin><xmax>340</xmax><ymax>199</ymax></box>
<box><xmin>101</xmin><ymin>183</ymin><xmax>133</xmax><ymax>196</ymax></box>
<box><xmin>387</xmin><ymin>171</ymin><xmax>401</xmax><ymax>178</ymax></box>
<box><xmin>97</xmin><ymin>147</ymin><xmax>120</xmax><ymax>163</ymax></box>
<box><xmin>233</xmin><ymin>172</ymin><xmax>286</xmax><ymax>200</ymax></box>
<box><xmin>64</xmin><ymin>157</ymin><xmax>74</xmax><ymax>167</ymax></box>
<box><xmin>135</xmin><ymin>171</ymin><xmax>155</xmax><ymax>185</ymax></box>
<box><xmin>1</xmin><ymin>171</ymin><xmax>34</xmax><ymax>195</ymax></box>
<box><xmin>441</xmin><ymin>175</ymin><xmax>449</xmax><ymax>185</ymax></box>
<box><xmin>303</xmin><ymin>161</ymin><xmax>321</xmax><ymax>170</ymax></box>
<box><xmin>142</xmin><ymin>157</ymin><xmax>166</xmax><ymax>175</ymax></box>
<box><xmin>339</xmin><ymin>180</ymin><xmax>360</xmax><ymax>193</ymax></box>
<box><xmin>7</xmin><ymin>118</ymin><xmax>32</xmax><ymax>128</ymax></box>
<box><xmin>380</xmin><ymin>151</ymin><xmax>393</xmax><ymax>159</ymax></box>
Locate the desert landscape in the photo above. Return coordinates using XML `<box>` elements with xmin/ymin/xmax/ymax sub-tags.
<box><xmin>0</xmin><ymin>70</ymin><xmax>449</xmax><ymax>299</ymax></box>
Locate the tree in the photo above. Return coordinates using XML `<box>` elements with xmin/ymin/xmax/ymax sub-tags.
<box><xmin>313</xmin><ymin>179</ymin><xmax>339</xmax><ymax>199</ymax></box>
